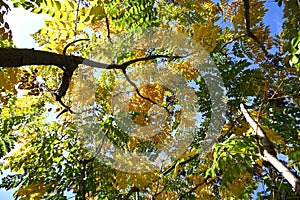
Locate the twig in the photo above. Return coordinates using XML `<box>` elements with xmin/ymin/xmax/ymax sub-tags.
<box><xmin>63</xmin><ymin>38</ymin><xmax>90</xmax><ymax>55</ymax></box>
<box><xmin>218</xmin><ymin>113</ymin><xmax>243</xmax><ymax>143</ymax></box>
<box><xmin>162</xmin><ymin>153</ymin><xmax>200</xmax><ymax>176</ymax></box>
<box><xmin>122</xmin><ymin>69</ymin><xmax>159</xmax><ymax>106</ymax></box>
<box><xmin>116</xmin><ymin>53</ymin><xmax>192</xmax><ymax>114</ymax></box>
<box><xmin>268</xmin><ymin>93</ymin><xmax>300</xmax><ymax>100</ymax></box>
<box><xmin>122</xmin><ymin>69</ymin><xmax>172</xmax><ymax>115</ymax></box>
<box><xmin>254</xmin><ymin>82</ymin><xmax>268</xmax><ymax>155</ymax></box>
<box><xmin>94</xmin><ymin>127</ymin><xmax>111</xmax><ymax>158</ymax></box>
<box><xmin>107</xmin><ymin>53</ymin><xmax>193</xmax><ymax>70</ymax></box>
<box><xmin>220</xmin><ymin>34</ymin><xmax>247</xmax><ymax>50</ymax></box>
<box><xmin>74</xmin><ymin>0</ymin><xmax>81</xmax><ymax>38</ymax></box>
<box><xmin>153</xmin><ymin>186</ymin><xmax>165</xmax><ymax>199</ymax></box>
<box><xmin>105</xmin><ymin>15</ymin><xmax>113</xmax><ymax>44</ymax></box>
<box><xmin>56</xmin><ymin>108</ymin><xmax>68</xmax><ymax>119</ymax></box>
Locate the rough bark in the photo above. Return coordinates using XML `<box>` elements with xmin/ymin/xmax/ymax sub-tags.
<box><xmin>0</xmin><ymin>48</ymin><xmax>84</xmax><ymax>69</ymax></box>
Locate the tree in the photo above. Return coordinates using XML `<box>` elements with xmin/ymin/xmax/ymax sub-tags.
<box><xmin>0</xmin><ymin>0</ymin><xmax>300</xmax><ymax>199</ymax></box>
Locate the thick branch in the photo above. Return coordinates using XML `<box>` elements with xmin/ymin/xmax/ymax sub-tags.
<box><xmin>0</xmin><ymin>48</ymin><xmax>188</xmax><ymax>71</ymax></box>
<box><xmin>240</xmin><ymin>104</ymin><xmax>300</xmax><ymax>193</ymax></box>
<box><xmin>240</xmin><ymin>104</ymin><xmax>276</xmax><ymax>155</ymax></box>
<box><xmin>0</xmin><ymin>48</ymin><xmax>83</xmax><ymax>102</ymax></box>
<box><xmin>0</xmin><ymin>48</ymin><xmax>84</xmax><ymax>69</ymax></box>
<box><xmin>0</xmin><ymin>48</ymin><xmax>189</xmax><ymax>113</ymax></box>
<box><xmin>242</xmin><ymin>0</ymin><xmax>272</xmax><ymax>58</ymax></box>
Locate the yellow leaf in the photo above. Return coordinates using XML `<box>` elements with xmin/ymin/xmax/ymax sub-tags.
<box><xmin>179</xmin><ymin>148</ymin><xmax>198</xmax><ymax>160</ymax></box>
<box><xmin>195</xmin><ymin>184</ymin><xmax>218</xmax><ymax>200</ymax></box>
<box><xmin>171</xmin><ymin>61</ymin><xmax>200</xmax><ymax>81</ymax></box>
<box><xmin>128</xmin><ymin>137</ymin><xmax>138</xmax><ymax>150</ymax></box>
<box><xmin>173</xmin><ymin>162</ymin><xmax>180</xmax><ymax>178</ymax></box>
<box><xmin>255</xmin><ymin>158</ymin><xmax>263</xmax><ymax>167</ymax></box>
<box><xmin>1</xmin><ymin>107</ymin><xmax>10</xmax><ymax>118</ymax></box>
<box><xmin>15</xmin><ymin>182</ymin><xmax>50</xmax><ymax>200</ymax></box>
<box><xmin>77</xmin><ymin>22</ymin><xmax>87</xmax><ymax>31</ymax></box>
<box><xmin>220</xmin><ymin>172</ymin><xmax>253</xmax><ymax>199</ymax></box>
<box><xmin>53</xmin><ymin>11</ymin><xmax>62</xmax><ymax>20</ymax></box>
<box><xmin>192</xmin><ymin>21</ymin><xmax>221</xmax><ymax>52</ymax></box>
<box><xmin>261</xmin><ymin>125</ymin><xmax>285</xmax><ymax>146</ymax></box>
<box><xmin>64</xmin><ymin>0</ymin><xmax>78</xmax><ymax>11</ymax></box>
<box><xmin>129</xmin><ymin>83</ymin><xmax>166</xmax><ymax>126</ymax></box>
<box><xmin>15</xmin><ymin>96</ymin><xmax>39</xmax><ymax>108</ymax></box>
<box><xmin>89</xmin><ymin>5</ymin><xmax>106</xmax><ymax>21</ymax></box>
<box><xmin>222</xmin><ymin>121</ymin><xmax>250</xmax><ymax>136</ymax></box>
<box><xmin>249</xmin><ymin>110</ymin><xmax>267</xmax><ymax>118</ymax></box>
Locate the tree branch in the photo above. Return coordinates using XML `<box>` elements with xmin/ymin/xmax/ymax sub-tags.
<box><xmin>0</xmin><ymin>48</ymin><xmax>189</xmax><ymax>113</ymax></box>
<box><xmin>123</xmin><ymin>186</ymin><xmax>139</xmax><ymax>200</ymax></box>
<box><xmin>63</xmin><ymin>38</ymin><xmax>89</xmax><ymax>55</ymax></box>
<box><xmin>242</xmin><ymin>0</ymin><xmax>272</xmax><ymax>59</ymax></box>
<box><xmin>107</xmin><ymin>53</ymin><xmax>192</xmax><ymax>70</ymax></box>
<box><xmin>162</xmin><ymin>152</ymin><xmax>200</xmax><ymax>176</ymax></box>
<box><xmin>122</xmin><ymin>69</ymin><xmax>172</xmax><ymax>115</ymax></box>
<box><xmin>240</xmin><ymin>104</ymin><xmax>300</xmax><ymax>194</ymax></box>
<box><xmin>0</xmin><ymin>48</ymin><xmax>189</xmax><ymax>71</ymax></box>
<box><xmin>220</xmin><ymin>34</ymin><xmax>247</xmax><ymax>51</ymax></box>
<box><xmin>0</xmin><ymin>48</ymin><xmax>84</xmax><ymax>69</ymax></box>
<box><xmin>122</xmin><ymin>69</ymin><xmax>159</xmax><ymax>106</ymax></box>
<box><xmin>105</xmin><ymin>15</ymin><xmax>113</xmax><ymax>44</ymax></box>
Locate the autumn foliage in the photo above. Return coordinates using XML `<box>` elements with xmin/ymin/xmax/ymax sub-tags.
<box><xmin>0</xmin><ymin>0</ymin><xmax>300</xmax><ymax>199</ymax></box>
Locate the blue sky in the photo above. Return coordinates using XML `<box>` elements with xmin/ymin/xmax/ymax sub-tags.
<box><xmin>0</xmin><ymin>1</ymin><xmax>284</xmax><ymax>199</ymax></box>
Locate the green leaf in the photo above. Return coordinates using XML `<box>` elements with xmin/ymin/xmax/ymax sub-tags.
<box><xmin>291</xmin><ymin>55</ymin><xmax>299</xmax><ymax>64</ymax></box>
